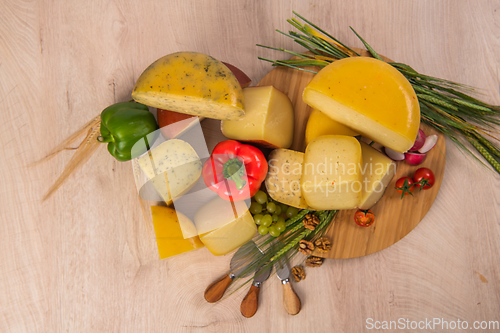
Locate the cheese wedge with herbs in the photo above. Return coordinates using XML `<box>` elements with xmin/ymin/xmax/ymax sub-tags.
<box><xmin>358</xmin><ymin>142</ymin><xmax>396</xmax><ymax>209</ymax></box>
<box><xmin>305</xmin><ymin>109</ymin><xmax>359</xmax><ymax>145</ymax></box>
<box><xmin>137</xmin><ymin>139</ymin><xmax>202</xmax><ymax>205</ymax></box>
<box><xmin>301</xmin><ymin>135</ymin><xmax>362</xmax><ymax>210</ymax></box>
<box><xmin>265</xmin><ymin>149</ymin><xmax>310</xmax><ymax>209</ymax></box>
<box><xmin>132</xmin><ymin>52</ymin><xmax>245</xmax><ymax>120</ymax></box>
<box><xmin>194</xmin><ymin>197</ymin><xmax>256</xmax><ymax>256</ymax></box>
<box><xmin>151</xmin><ymin>206</ymin><xmax>204</xmax><ymax>259</ymax></box>
<box><xmin>221</xmin><ymin>86</ymin><xmax>294</xmax><ymax>148</ymax></box>
<box><xmin>303</xmin><ymin>57</ymin><xmax>420</xmax><ymax>153</ymax></box>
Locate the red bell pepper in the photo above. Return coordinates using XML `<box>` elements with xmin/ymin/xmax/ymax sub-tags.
<box><xmin>203</xmin><ymin>140</ymin><xmax>268</xmax><ymax>201</ymax></box>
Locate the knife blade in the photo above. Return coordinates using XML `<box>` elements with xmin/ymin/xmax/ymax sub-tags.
<box><xmin>240</xmin><ymin>264</ymin><xmax>272</xmax><ymax>318</ymax></box>
<box><xmin>204</xmin><ymin>241</ymin><xmax>262</xmax><ymax>303</ymax></box>
<box><xmin>275</xmin><ymin>255</ymin><xmax>301</xmax><ymax>315</ymax></box>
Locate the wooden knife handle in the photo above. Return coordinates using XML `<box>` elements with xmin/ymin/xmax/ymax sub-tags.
<box><xmin>240</xmin><ymin>285</ymin><xmax>261</xmax><ymax>318</ymax></box>
<box><xmin>204</xmin><ymin>274</ymin><xmax>233</xmax><ymax>303</ymax></box>
<box><xmin>282</xmin><ymin>281</ymin><xmax>301</xmax><ymax>315</ymax></box>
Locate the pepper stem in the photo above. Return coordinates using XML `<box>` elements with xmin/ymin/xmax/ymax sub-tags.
<box><xmin>222</xmin><ymin>158</ymin><xmax>246</xmax><ymax>190</ymax></box>
<box><xmin>97</xmin><ymin>135</ymin><xmax>114</xmax><ymax>143</ymax></box>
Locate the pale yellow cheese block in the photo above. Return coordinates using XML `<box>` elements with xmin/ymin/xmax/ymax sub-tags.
<box><xmin>301</xmin><ymin>135</ymin><xmax>362</xmax><ymax>210</ymax></box>
<box><xmin>132</xmin><ymin>52</ymin><xmax>245</xmax><ymax>120</ymax></box>
<box><xmin>221</xmin><ymin>86</ymin><xmax>294</xmax><ymax>148</ymax></box>
<box><xmin>137</xmin><ymin>139</ymin><xmax>202</xmax><ymax>205</ymax></box>
<box><xmin>151</xmin><ymin>206</ymin><xmax>204</xmax><ymax>259</ymax></box>
<box><xmin>303</xmin><ymin>57</ymin><xmax>420</xmax><ymax>153</ymax></box>
<box><xmin>305</xmin><ymin>109</ymin><xmax>359</xmax><ymax>145</ymax></box>
<box><xmin>265</xmin><ymin>149</ymin><xmax>310</xmax><ymax>209</ymax></box>
<box><xmin>194</xmin><ymin>197</ymin><xmax>257</xmax><ymax>256</ymax></box>
<box><xmin>358</xmin><ymin>142</ymin><xmax>396</xmax><ymax>209</ymax></box>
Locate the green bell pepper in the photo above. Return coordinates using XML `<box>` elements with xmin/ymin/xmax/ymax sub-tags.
<box><xmin>98</xmin><ymin>101</ymin><xmax>158</xmax><ymax>161</ymax></box>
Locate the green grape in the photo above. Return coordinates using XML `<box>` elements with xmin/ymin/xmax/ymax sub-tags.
<box><xmin>286</xmin><ymin>206</ymin><xmax>299</xmax><ymax>218</ymax></box>
<box><xmin>274</xmin><ymin>205</ymin><xmax>282</xmax><ymax>215</ymax></box>
<box><xmin>261</xmin><ymin>214</ymin><xmax>273</xmax><ymax>227</ymax></box>
<box><xmin>272</xmin><ymin>214</ymin><xmax>279</xmax><ymax>222</ymax></box>
<box><xmin>258</xmin><ymin>225</ymin><xmax>269</xmax><ymax>235</ymax></box>
<box><xmin>275</xmin><ymin>218</ymin><xmax>286</xmax><ymax>232</ymax></box>
<box><xmin>280</xmin><ymin>203</ymin><xmax>289</xmax><ymax>212</ymax></box>
<box><xmin>268</xmin><ymin>225</ymin><xmax>281</xmax><ymax>237</ymax></box>
<box><xmin>253</xmin><ymin>214</ymin><xmax>263</xmax><ymax>225</ymax></box>
<box><xmin>267</xmin><ymin>202</ymin><xmax>277</xmax><ymax>213</ymax></box>
<box><xmin>253</xmin><ymin>190</ymin><xmax>268</xmax><ymax>204</ymax></box>
<box><xmin>249</xmin><ymin>202</ymin><xmax>263</xmax><ymax>215</ymax></box>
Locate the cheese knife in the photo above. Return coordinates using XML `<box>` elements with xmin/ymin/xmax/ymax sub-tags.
<box><xmin>275</xmin><ymin>256</ymin><xmax>301</xmax><ymax>315</ymax></box>
<box><xmin>240</xmin><ymin>264</ymin><xmax>272</xmax><ymax>318</ymax></box>
<box><xmin>204</xmin><ymin>240</ymin><xmax>261</xmax><ymax>303</ymax></box>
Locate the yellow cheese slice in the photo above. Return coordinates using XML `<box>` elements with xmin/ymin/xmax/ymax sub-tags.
<box><xmin>301</xmin><ymin>135</ymin><xmax>362</xmax><ymax>210</ymax></box>
<box><xmin>265</xmin><ymin>149</ymin><xmax>310</xmax><ymax>209</ymax></box>
<box><xmin>194</xmin><ymin>197</ymin><xmax>257</xmax><ymax>256</ymax></box>
<box><xmin>305</xmin><ymin>109</ymin><xmax>359</xmax><ymax>145</ymax></box>
<box><xmin>132</xmin><ymin>52</ymin><xmax>245</xmax><ymax>120</ymax></box>
<box><xmin>221</xmin><ymin>86</ymin><xmax>294</xmax><ymax>148</ymax></box>
<box><xmin>358</xmin><ymin>142</ymin><xmax>396</xmax><ymax>209</ymax></box>
<box><xmin>137</xmin><ymin>139</ymin><xmax>202</xmax><ymax>205</ymax></box>
<box><xmin>303</xmin><ymin>57</ymin><xmax>420</xmax><ymax>153</ymax></box>
<box><xmin>151</xmin><ymin>206</ymin><xmax>204</xmax><ymax>259</ymax></box>
<box><xmin>199</xmin><ymin>210</ymin><xmax>256</xmax><ymax>256</ymax></box>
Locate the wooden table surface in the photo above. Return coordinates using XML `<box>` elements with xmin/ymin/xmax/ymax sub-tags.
<box><xmin>1</xmin><ymin>1</ymin><xmax>499</xmax><ymax>332</ymax></box>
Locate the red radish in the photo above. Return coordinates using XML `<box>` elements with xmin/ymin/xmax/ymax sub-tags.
<box><xmin>405</xmin><ymin>152</ymin><xmax>427</xmax><ymax>165</ymax></box>
<box><xmin>409</xmin><ymin>129</ymin><xmax>426</xmax><ymax>151</ymax></box>
<box><xmin>385</xmin><ymin>147</ymin><xmax>405</xmax><ymax>161</ymax></box>
<box><xmin>418</xmin><ymin>134</ymin><xmax>438</xmax><ymax>154</ymax></box>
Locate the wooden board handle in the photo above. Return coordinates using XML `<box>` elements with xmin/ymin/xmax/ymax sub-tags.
<box><xmin>282</xmin><ymin>281</ymin><xmax>301</xmax><ymax>315</ymax></box>
<box><xmin>204</xmin><ymin>274</ymin><xmax>233</xmax><ymax>303</ymax></box>
<box><xmin>240</xmin><ymin>285</ymin><xmax>261</xmax><ymax>318</ymax></box>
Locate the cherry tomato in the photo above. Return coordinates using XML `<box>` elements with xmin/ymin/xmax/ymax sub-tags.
<box><xmin>354</xmin><ymin>209</ymin><xmax>375</xmax><ymax>227</ymax></box>
<box><xmin>395</xmin><ymin>177</ymin><xmax>415</xmax><ymax>198</ymax></box>
<box><xmin>413</xmin><ymin>168</ymin><xmax>435</xmax><ymax>190</ymax></box>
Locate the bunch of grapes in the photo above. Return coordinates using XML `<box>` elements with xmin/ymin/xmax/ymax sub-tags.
<box><xmin>249</xmin><ymin>190</ymin><xmax>299</xmax><ymax>237</ymax></box>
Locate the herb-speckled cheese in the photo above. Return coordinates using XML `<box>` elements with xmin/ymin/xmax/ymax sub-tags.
<box><xmin>137</xmin><ymin>139</ymin><xmax>202</xmax><ymax>205</ymax></box>
<box><xmin>265</xmin><ymin>149</ymin><xmax>310</xmax><ymax>209</ymax></box>
<box><xmin>132</xmin><ymin>52</ymin><xmax>245</xmax><ymax>120</ymax></box>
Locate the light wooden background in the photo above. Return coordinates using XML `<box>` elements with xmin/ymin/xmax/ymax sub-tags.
<box><xmin>1</xmin><ymin>1</ymin><xmax>499</xmax><ymax>332</ymax></box>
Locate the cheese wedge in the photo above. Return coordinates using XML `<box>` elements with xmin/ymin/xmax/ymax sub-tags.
<box><xmin>194</xmin><ymin>197</ymin><xmax>256</xmax><ymax>256</ymax></box>
<box><xmin>301</xmin><ymin>135</ymin><xmax>362</xmax><ymax>210</ymax></box>
<box><xmin>132</xmin><ymin>52</ymin><xmax>245</xmax><ymax>120</ymax></box>
<box><xmin>137</xmin><ymin>139</ymin><xmax>202</xmax><ymax>205</ymax></box>
<box><xmin>305</xmin><ymin>109</ymin><xmax>359</xmax><ymax>145</ymax></box>
<box><xmin>151</xmin><ymin>206</ymin><xmax>204</xmax><ymax>259</ymax></box>
<box><xmin>221</xmin><ymin>86</ymin><xmax>294</xmax><ymax>148</ymax></box>
<box><xmin>303</xmin><ymin>57</ymin><xmax>420</xmax><ymax>153</ymax></box>
<box><xmin>358</xmin><ymin>142</ymin><xmax>396</xmax><ymax>209</ymax></box>
<box><xmin>265</xmin><ymin>149</ymin><xmax>310</xmax><ymax>209</ymax></box>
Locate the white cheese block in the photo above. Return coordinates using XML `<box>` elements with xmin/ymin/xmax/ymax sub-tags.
<box><xmin>358</xmin><ymin>142</ymin><xmax>396</xmax><ymax>209</ymax></box>
<box><xmin>265</xmin><ymin>149</ymin><xmax>310</xmax><ymax>209</ymax></box>
<box><xmin>301</xmin><ymin>135</ymin><xmax>362</xmax><ymax>210</ymax></box>
<box><xmin>137</xmin><ymin>139</ymin><xmax>202</xmax><ymax>205</ymax></box>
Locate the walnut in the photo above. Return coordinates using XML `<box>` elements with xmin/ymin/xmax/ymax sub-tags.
<box><xmin>298</xmin><ymin>239</ymin><xmax>314</xmax><ymax>255</ymax></box>
<box><xmin>291</xmin><ymin>265</ymin><xmax>306</xmax><ymax>282</ymax></box>
<box><xmin>305</xmin><ymin>256</ymin><xmax>324</xmax><ymax>267</ymax></box>
<box><xmin>314</xmin><ymin>237</ymin><xmax>332</xmax><ymax>252</ymax></box>
<box><xmin>303</xmin><ymin>214</ymin><xmax>320</xmax><ymax>230</ymax></box>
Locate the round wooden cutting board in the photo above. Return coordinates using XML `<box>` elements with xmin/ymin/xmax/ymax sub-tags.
<box><xmin>257</xmin><ymin>51</ymin><xmax>446</xmax><ymax>259</ymax></box>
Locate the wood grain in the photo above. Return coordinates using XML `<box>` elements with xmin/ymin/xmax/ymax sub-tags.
<box><xmin>1</xmin><ymin>1</ymin><xmax>499</xmax><ymax>332</ymax></box>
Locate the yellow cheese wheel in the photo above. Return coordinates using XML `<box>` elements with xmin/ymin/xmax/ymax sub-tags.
<box><xmin>151</xmin><ymin>206</ymin><xmax>204</xmax><ymax>259</ymax></box>
<box><xmin>305</xmin><ymin>109</ymin><xmax>359</xmax><ymax>145</ymax></box>
<box><xmin>132</xmin><ymin>52</ymin><xmax>245</xmax><ymax>120</ymax></box>
<box><xmin>303</xmin><ymin>57</ymin><xmax>420</xmax><ymax>153</ymax></box>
